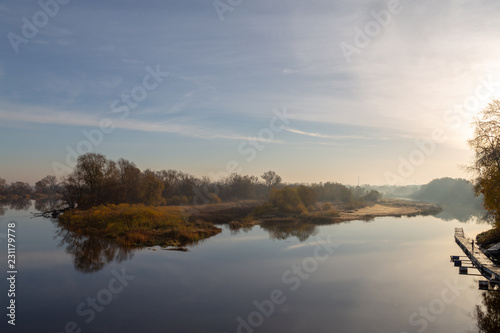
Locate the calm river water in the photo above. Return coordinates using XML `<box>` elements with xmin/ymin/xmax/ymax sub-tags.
<box><xmin>0</xmin><ymin>201</ymin><xmax>495</xmax><ymax>332</ymax></box>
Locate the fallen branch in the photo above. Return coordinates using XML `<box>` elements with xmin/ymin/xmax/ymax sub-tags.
<box><xmin>33</xmin><ymin>207</ymin><xmax>70</xmax><ymax>219</ymax></box>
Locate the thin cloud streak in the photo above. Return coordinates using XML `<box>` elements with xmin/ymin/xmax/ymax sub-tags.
<box><xmin>0</xmin><ymin>107</ymin><xmax>279</xmax><ymax>143</ymax></box>
<box><xmin>285</xmin><ymin>127</ymin><xmax>366</xmax><ymax>140</ymax></box>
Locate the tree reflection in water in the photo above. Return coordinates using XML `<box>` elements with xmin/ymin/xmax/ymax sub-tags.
<box><xmin>35</xmin><ymin>198</ymin><xmax>65</xmax><ymax>213</ymax></box>
<box><xmin>8</xmin><ymin>199</ymin><xmax>31</xmax><ymax>210</ymax></box>
<box><xmin>0</xmin><ymin>198</ymin><xmax>33</xmax><ymax>213</ymax></box>
<box><xmin>475</xmin><ymin>287</ymin><xmax>500</xmax><ymax>333</ymax></box>
<box><xmin>0</xmin><ymin>199</ymin><xmax>135</xmax><ymax>273</ymax></box>
<box><xmin>55</xmin><ymin>226</ymin><xmax>136</xmax><ymax>273</ymax></box>
<box><xmin>260</xmin><ymin>221</ymin><xmax>318</xmax><ymax>242</ymax></box>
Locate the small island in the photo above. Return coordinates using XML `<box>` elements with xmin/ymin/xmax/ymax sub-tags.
<box><xmin>21</xmin><ymin>153</ymin><xmax>442</xmax><ymax>248</ymax></box>
<box><xmin>57</xmin><ymin>198</ymin><xmax>441</xmax><ymax>247</ymax></box>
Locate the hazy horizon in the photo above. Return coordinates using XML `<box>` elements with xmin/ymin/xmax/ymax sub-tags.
<box><xmin>2</xmin><ymin>0</ymin><xmax>499</xmax><ymax>185</ymax></box>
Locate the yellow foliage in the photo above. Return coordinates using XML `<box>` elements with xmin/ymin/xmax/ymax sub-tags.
<box><xmin>476</xmin><ymin>167</ymin><xmax>500</xmax><ymax>226</ymax></box>
<box><xmin>59</xmin><ymin>203</ymin><xmax>221</xmax><ymax>246</ymax></box>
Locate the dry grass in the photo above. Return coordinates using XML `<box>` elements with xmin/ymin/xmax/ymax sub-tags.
<box><xmin>59</xmin><ymin>203</ymin><xmax>222</xmax><ymax>247</ymax></box>
<box><xmin>58</xmin><ymin>198</ymin><xmax>442</xmax><ymax>247</ymax></box>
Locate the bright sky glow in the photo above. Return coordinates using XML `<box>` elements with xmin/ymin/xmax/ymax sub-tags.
<box><xmin>1</xmin><ymin>0</ymin><xmax>500</xmax><ymax>185</ymax></box>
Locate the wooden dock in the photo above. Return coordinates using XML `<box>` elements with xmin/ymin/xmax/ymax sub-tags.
<box><xmin>454</xmin><ymin>227</ymin><xmax>500</xmax><ymax>281</ymax></box>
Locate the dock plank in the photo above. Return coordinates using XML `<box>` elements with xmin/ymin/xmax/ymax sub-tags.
<box><xmin>454</xmin><ymin>227</ymin><xmax>500</xmax><ymax>281</ymax></box>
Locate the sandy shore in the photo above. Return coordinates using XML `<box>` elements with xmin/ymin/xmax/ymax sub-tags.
<box><xmin>336</xmin><ymin>198</ymin><xmax>441</xmax><ymax>221</ymax></box>
<box><xmin>184</xmin><ymin>198</ymin><xmax>441</xmax><ymax>227</ymax></box>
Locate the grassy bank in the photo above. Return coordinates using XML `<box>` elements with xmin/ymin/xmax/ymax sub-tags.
<box><xmin>476</xmin><ymin>228</ymin><xmax>500</xmax><ymax>249</ymax></box>
<box><xmin>59</xmin><ymin>203</ymin><xmax>222</xmax><ymax>247</ymax></box>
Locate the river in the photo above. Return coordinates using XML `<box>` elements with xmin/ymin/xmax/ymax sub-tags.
<box><xmin>0</xmin><ymin>200</ymin><xmax>495</xmax><ymax>332</ymax></box>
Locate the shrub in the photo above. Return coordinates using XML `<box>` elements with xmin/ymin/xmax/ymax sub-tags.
<box><xmin>297</xmin><ymin>185</ymin><xmax>318</xmax><ymax>207</ymax></box>
<box><xmin>207</xmin><ymin>193</ymin><xmax>221</xmax><ymax>204</ymax></box>
<box><xmin>167</xmin><ymin>196</ymin><xmax>189</xmax><ymax>205</ymax></box>
<box><xmin>270</xmin><ymin>186</ymin><xmax>307</xmax><ymax>214</ymax></box>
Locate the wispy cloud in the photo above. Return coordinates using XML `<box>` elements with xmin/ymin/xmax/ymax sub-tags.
<box><xmin>0</xmin><ymin>105</ymin><xmax>283</xmax><ymax>143</ymax></box>
<box><xmin>285</xmin><ymin>127</ymin><xmax>349</xmax><ymax>140</ymax></box>
<box><xmin>285</xmin><ymin>127</ymin><xmax>386</xmax><ymax>141</ymax></box>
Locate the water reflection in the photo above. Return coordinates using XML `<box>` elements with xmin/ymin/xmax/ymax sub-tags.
<box><xmin>34</xmin><ymin>198</ymin><xmax>65</xmax><ymax>213</ymax></box>
<box><xmin>0</xmin><ymin>198</ymin><xmax>59</xmax><ymax>213</ymax></box>
<box><xmin>436</xmin><ymin>203</ymin><xmax>487</xmax><ymax>223</ymax></box>
<box><xmin>55</xmin><ymin>225</ymin><xmax>136</xmax><ymax>273</ymax></box>
<box><xmin>260</xmin><ymin>221</ymin><xmax>318</xmax><ymax>242</ymax></box>
<box><xmin>0</xmin><ymin>198</ymin><xmax>32</xmax><ymax>210</ymax></box>
<box><xmin>474</xmin><ymin>288</ymin><xmax>500</xmax><ymax>333</ymax></box>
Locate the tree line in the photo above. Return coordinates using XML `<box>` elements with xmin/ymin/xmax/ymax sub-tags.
<box><xmin>1</xmin><ymin>153</ymin><xmax>380</xmax><ymax>210</ymax></box>
<box><xmin>410</xmin><ymin>177</ymin><xmax>483</xmax><ymax>208</ymax></box>
<box><xmin>0</xmin><ymin>176</ymin><xmax>59</xmax><ymax>198</ymax></box>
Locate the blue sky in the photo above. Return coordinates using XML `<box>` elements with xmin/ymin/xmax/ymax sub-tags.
<box><xmin>1</xmin><ymin>0</ymin><xmax>500</xmax><ymax>185</ymax></box>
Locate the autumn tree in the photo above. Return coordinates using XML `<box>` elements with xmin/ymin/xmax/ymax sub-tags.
<box><xmin>297</xmin><ymin>185</ymin><xmax>317</xmax><ymax>207</ymax></box>
<box><xmin>270</xmin><ymin>186</ymin><xmax>306</xmax><ymax>213</ymax></box>
<box><xmin>117</xmin><ymin>158</ymin><xmax>141</xmax><ymax>203</ymax></box>
<box><xmin>468</xmin><ymin>100</ymin><xmax>500</xmax><ymax>226</ymax></box>
<box><xmin>139</xmin><ymin>170</ymin><xmax>165</xmax><ymax>206</ymax></box>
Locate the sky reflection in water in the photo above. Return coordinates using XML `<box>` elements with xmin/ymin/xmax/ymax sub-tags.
<box><xmin>0</xmin><ymin>201</ymin><xmax>495</xmax><ymax>333</ymax></box>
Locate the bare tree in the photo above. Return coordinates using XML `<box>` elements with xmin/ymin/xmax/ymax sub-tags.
<box><xmin>261</xmin><ymin>171</ymin><xmax>282</xmax><ymax>190</ymax></box>
<box><xmin>35</xmin><ymin>175</ymin><xmax>58</xmax><ymax>194</ymax></box>
<box><xmin>0</xmin><ymin>178</ymin><xmax>7</xmax><ymax>195</ymax></box>
<box><xmin>8</xmin><ymin>181</ymin><xmax>33</xmax><ymax>196</ymax></box>
<box><xmin>59</xmin><ymin>174</ymin><xmax>85</xmax><ymax>208</ymax></box>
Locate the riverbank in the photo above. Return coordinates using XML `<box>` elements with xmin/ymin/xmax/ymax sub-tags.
<box><xmin>187</xmin><ymin>198</ymin><xmax>442</xmax><ymax>228</ymax></box>
<box><xmin>477</xmin><ymin>228</ymin><xmax>500</xmax><ymax>249</ymax></box>
<box><xmin>57</xmin><ymin>198</ymin><xmax>441</xmax><ymax>247</ymax></box>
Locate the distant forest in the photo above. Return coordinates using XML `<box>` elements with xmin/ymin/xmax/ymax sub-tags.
<box><xmin>0</xmin><ymin>153</ymin><xmax>381</xmax><ymax>210</ymax></box>
<box><xmin>411</xmin><ymin>177</ymin><xmax>483</xmax><ymax>207</ymax></box>
<box><xmin>371</xmin><ymin>177</ymin><xmax>484</xmax><ymax>208</ymax></box>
